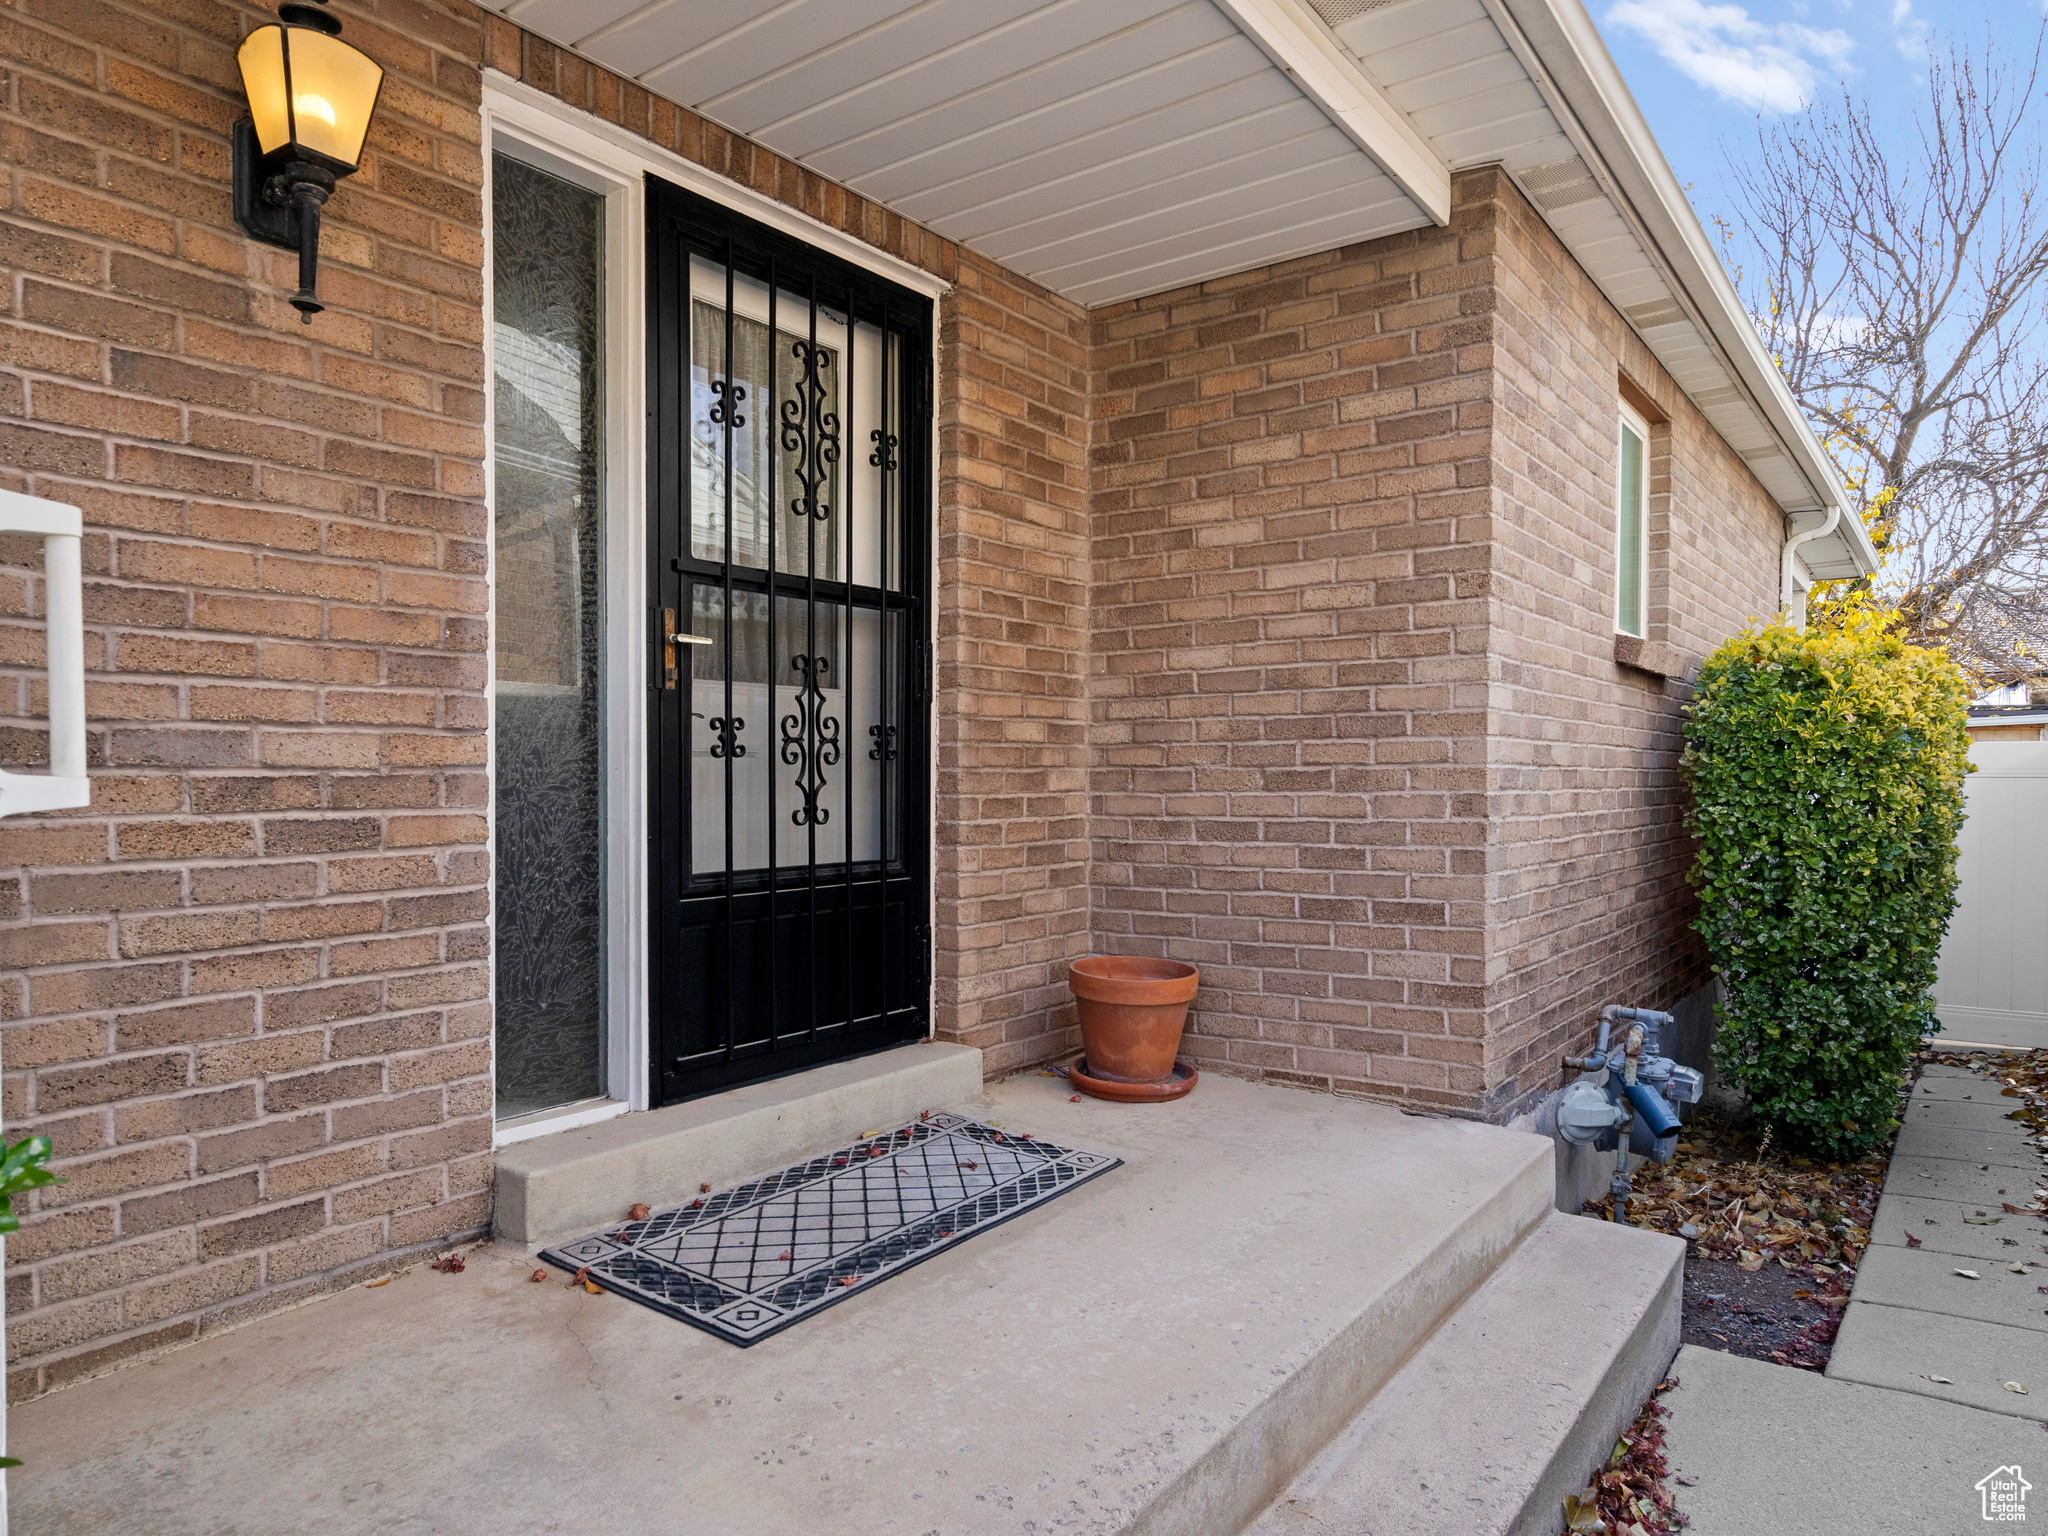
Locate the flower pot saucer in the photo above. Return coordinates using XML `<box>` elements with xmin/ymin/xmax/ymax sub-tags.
<box><xmin>1068</xmin><ymin>1055</ymin><xmax>1198</xmax><ymax>1103</ymax></box>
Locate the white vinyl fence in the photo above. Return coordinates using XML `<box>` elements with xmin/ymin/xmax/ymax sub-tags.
<box><xmin>1934</xmin><ymin>741</ymin><xmax>2048</xmax><ymax>1048</ymax></box>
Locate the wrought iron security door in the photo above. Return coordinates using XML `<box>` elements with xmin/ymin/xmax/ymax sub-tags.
<box><xmin>648</xmin><ymin>177</ymin><xmax>932</xmax><ymax>1105</ymax></box>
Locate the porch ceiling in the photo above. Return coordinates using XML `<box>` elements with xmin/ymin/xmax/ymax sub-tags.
<box><xmin>481</xmin><ymin>0</ymin><xmax>1878</xmax><ymax>580</ymax></box>
<box><xmin>485</xmin><ymin>0</ymin><xmax>1433</xmax><ymax>308</ymax></box>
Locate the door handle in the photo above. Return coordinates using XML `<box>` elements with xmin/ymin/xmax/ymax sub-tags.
<box><xmin>660</xmin><ymin>607</ymin><xmax>711</xmax><ymax>690</ymax></box>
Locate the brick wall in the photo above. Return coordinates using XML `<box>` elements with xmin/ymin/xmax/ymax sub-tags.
<box><xmin>1088</xmin><ymin>173</ymin><xmax>1497</xmax><ymax>1112</ymax></box>
<box><xmin>1483</xmin><ymin>173</ymin><xmax>1782</xmax><ymax>1114</ymax></box>
<box><xmin>935</xmin><ymin>252</ymin><xmax>1092</xmax><ymax>1077</ymax></box>
<box><xmin>0</xmin><ymin>0</ymin><xmax>1101</xmax><ymax>1397</ymax></box>
<box><xmin>1087</xmin><ymin>169</ymin><xmax>1785</xmax><ymax>1117</ymax></box>
<box><xmin>0</xmin><ymin>0</ymin><xmax>495</xmax><ymax>1400</ymax></box>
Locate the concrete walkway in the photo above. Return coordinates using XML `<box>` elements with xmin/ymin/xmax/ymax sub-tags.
<box><xmin>1663</xmin><ymin>1346</ymin><xmax>2029</xmax><ymax>1535</ymax></box>
<box><xmin>1830</xmin><ymin>1062</ymin><xmax>2048</xmax><ymax>1416</ymax></box>
<box><xmin>1664</xmin><ymin>1062</ymin><xmax>2048</xmax><ymax>1531</ymax></box>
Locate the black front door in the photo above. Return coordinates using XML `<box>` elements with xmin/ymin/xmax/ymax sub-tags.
<box><xmin>647</xmin><ymin>176</ymin><xmax>933</xmax><ymax>1106</ymax></box>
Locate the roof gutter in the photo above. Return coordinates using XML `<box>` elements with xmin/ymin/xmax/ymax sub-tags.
<box><xmin>1486</xmin><ymin>0</ymin><xmax>1881</xmax><ymax>582</ymax></box>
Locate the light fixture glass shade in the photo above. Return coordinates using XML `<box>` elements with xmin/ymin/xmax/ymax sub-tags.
<box><xmin>237</xmin><ymin>23</ymin><xmax>384</xmax><ymax>172</ymax></box>
<box><xmin>237</xmin><ymin>26</ymin><xmax>291</xmax><ymax>156</ymax></box>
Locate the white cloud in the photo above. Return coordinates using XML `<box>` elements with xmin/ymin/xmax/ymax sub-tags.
<box><xmin>1891</xmin><ymin>0</ymin><xmax>1931</xmax><ymax>61</ymax></box>
<box><xmin>1606</xmin><ymin>0</ymin><xmax>1855</xmax><ymax>112</ymax></box>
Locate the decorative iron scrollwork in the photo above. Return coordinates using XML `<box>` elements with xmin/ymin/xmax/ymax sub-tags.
<box><xmin>869</xmin><ymin>427</ymin><xmax>897</xmax><ymax>472</ymax></box>
<box><xmin>780</xmin><ymin>654</ymin><xmax>840</xmax><ymax>826</ymax></box>
<box><xmin>709</xmin><ymin>715</ymin><xmax>745</xmax><ymax>759</ymax></box>
<box><xmin>780</xmin><ymin>339</ymin><xmax>839</xmax><ymax>523</ymax></box>
<box><xmin>709</xmin><ymin>378</ymin><xmax>745</xmax><ymax>428</ymax></box>
<box><xmin>868</xmin><ymin>722</ymin><xmax>897</xmax><ymax>763</ymax></box>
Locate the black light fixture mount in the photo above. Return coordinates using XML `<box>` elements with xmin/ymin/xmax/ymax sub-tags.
<box><xmin>232</xmin><ymin>1</ymin><xmax>384</xmax><ymax>322</ymax></box>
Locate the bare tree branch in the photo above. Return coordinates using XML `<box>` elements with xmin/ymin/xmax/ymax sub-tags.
<box><xmin>1729</xmin><ymin>27</ymin><xmax>2048</xmax><ymax>679</ymax></box>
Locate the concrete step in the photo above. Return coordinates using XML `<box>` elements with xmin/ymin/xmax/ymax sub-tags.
<box><xmin>1244</xmin><ymin>1211</ymin><xmax>1684</xmax><ymax>1536</ymax></box>
<box><xmin>491</xmin><ymin>1041</ymin><xmax>983</xmax><ymax>1247</ymax></box>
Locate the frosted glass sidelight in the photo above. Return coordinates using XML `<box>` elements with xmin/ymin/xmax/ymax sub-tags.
<box><xmin>492</xmin><ymin>154</ymin><xmax>607</xmax><ymax>1120</ymax></box>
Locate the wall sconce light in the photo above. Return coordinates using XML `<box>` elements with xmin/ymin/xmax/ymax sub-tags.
<box><xmin>233</xmin><ymin>1</ymin><xmax>384</xmax><ymax>322</ymax></box>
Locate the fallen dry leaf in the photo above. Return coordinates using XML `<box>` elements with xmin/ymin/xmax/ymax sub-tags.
<box><xmin>1069</xmin><ymin>1094</ymin><xmax>1083</xmax><ymax>1103</ymax></box>
<box><xmin>2010</xmin><ymin>1382</ymin><xmax>2031</xmax><ymax>1394</ymax></box>
<box><xmin>1906</xmin><ymin>1232</ymin><xmax>1924</xmax><ymax>1248</ymax></box>
<box><xmin>570</xmin><ymin>1266</ymin><xmax>590</xmax><ymax>1288</ymax></box>
<box><xmin>777</xmin><ymin>1251</ymin><xmax>792</xmax><ymax>1262</ymax></box>
<box><xmin>365</xmin><ymin>1276</ymin><xmax>392</xmax><ymax>1289</ymax></box>
<box><xmin>1738</xmin><ymin>1249</ymin><xmax>1765</xmax><ymax>1272</ymax></box>
<box><xmin>958</xmin><ymin>1160</ymin><xmax>978</xmax><ymax>1171</ymax></box>
<box><xmin>919</xmin><ymin>1110</ymin><xmax>931</xmax><ymax>1120</ymax></box>
<box><xmin>836</xmin><ymin>1275</ymin><xmax>858</xmax><ymax>1288</ymax></box>
<box><xmin>628</xmin><ymin>1203</ymin><xmax>649</xmax><ymax>1221</ymax></box>
<box><xmin>700</xmin><ymin>1181</ymin><xmax>712</xmax><ymax>1193</ymax></box>
<box><xmin>1562</xmin><ymin>1486</ymin><xmax>1603</xmax><ymax>1533</ymax></box>
<box><xmin>430</xmin><ymin>1252</ymin><xmax>465</xmax><ymax>1274</ymax></box>
<box><xmin>583</xmin><ymin>1279</ymin><xmax>602</xmax><ymax>1295</ymax></box>
<box><xmin>531</xmin><ymin>1268</ymin><xmax>547</xmax><ymax>1283</ymax></box>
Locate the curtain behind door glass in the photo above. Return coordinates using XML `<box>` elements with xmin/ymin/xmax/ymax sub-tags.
<box><xmin>690</xmin><ymin>299</ymin><xmax>841</xmax><ymax>579</ymax></box>
<box><xmin>492</xmin><ymin>154</ymin><xmax>606</xmax><ymax>1119</ymax></box>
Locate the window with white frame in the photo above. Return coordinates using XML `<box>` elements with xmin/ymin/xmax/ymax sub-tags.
<box><xmin>1615</xmin><ymin>401</ymin><xmax>1650</xmax><ymax>638</ymax></box>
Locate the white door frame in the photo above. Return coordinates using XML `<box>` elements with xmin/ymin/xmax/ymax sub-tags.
<box><xmin>482</xmin><ymin>76</ymin><xmax>946</xmax><ymax>1147</ymax></box>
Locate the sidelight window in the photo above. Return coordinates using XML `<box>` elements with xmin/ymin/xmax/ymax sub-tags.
<box><xmin>491</xmin><ymin>150</ymin><xmax>608</xmax><ymax>1121</ymax></box>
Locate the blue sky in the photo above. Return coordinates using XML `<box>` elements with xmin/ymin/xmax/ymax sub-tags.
<box><xmin>1591</xmin><ymin>0</ymin><xmax>2048</xmax><ymax>246</ymax></box>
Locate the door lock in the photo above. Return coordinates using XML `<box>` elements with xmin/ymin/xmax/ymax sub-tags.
<box><xmin>660</xmin><ymin>607</ymin><xmax>711</xmax><ymax>690</ymax></box>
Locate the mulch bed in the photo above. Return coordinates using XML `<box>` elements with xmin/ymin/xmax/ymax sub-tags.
<box><xmin>1579</xmin><ymin>1105</ymin><xmax>1889</xmax><ymax>1372</ymax></box>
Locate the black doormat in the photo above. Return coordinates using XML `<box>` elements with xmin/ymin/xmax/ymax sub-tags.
<box><xmin>539</xmin><ymin>1113</ymin><xmax>1119</xmax><ymax>1345</ymax></box>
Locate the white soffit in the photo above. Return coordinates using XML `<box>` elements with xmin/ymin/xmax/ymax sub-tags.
<box><xmin>1312</xmin><ymin>0</ymin><xmax>1872</xmax><ymax>578</ymax></box>
<box><xmin>483</xmin><ymin>0</ymin><xmax>1437</xmax><ymax>307</ymax></box>
<box><xmin>481</xmin><ymin>0</ymin><xmax>1872</xmax><ymax>577</ymax></box>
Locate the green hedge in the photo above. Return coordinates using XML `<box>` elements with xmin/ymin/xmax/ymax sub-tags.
<box><xmin>1682</xmin><ymin>614</ymin><xmax>1971</xmax><ymax>1158</ymax></box>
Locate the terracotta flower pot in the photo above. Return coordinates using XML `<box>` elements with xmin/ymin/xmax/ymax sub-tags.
<box><xmin>1067</xmin><ymin>956</ymin><xmax>1199</xmax><ymax>1101</ymax></box>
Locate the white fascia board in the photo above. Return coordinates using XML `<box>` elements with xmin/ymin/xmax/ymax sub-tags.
<box><xmin>1213</xmin><ymin>0</ymin><xmax>1452</xmax><ymax>226</ymax></box>
<box><xmin>1487</xmin><ymin>0</ymin><xmax>1880</xmax><ymax>579</ymax></box>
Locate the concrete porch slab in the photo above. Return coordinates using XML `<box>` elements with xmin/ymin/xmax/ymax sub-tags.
<box><xmin>493</xmin><ymin>1041</ymin><xmax>984</xmax><ymax>1247</ymax></box>
<box><xmin>11</xmin><ymin>1073</ymin><xmax>1555</xmax><ymax>1536</ymax></box>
